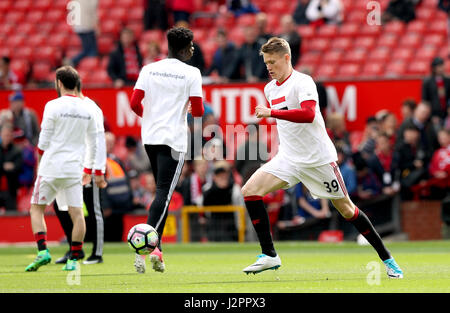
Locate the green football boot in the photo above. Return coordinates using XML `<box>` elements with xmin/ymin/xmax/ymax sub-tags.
<box><xmin>62</xmin><ymin>259</ymin><xmax>79</xmax><ymax>271</ymax></box>
<box><xmin>25</xmin><ymin>249</ymin><xmax>52</xmax><ymax>272</ymax></box>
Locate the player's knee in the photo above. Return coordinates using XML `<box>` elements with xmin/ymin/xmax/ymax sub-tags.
<box><xmin>241</xmin><ymin>184</ymin><xmax>257</xmax><ymax>198</ymax></box>
<box><xmin>331</xmin><ymin>198</ymin><xmax>355</xmax><ymax>219</ymax></box>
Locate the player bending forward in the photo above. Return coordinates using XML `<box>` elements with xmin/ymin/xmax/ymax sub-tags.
<box><xmin>25</xmin><ymin>66</ymin><xmax>103</xmax><ymax>272</ymax></box>
<box><xmin>241</xmin><ymin>38</ymin><xmax>403</xmax><ymax>279</ymax></box>
<box><xmin>130</xmin><ymin>27</ymin><xmax>204</xmax><ymax>273</ymax></box>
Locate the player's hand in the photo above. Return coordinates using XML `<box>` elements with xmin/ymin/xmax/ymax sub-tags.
<box><xmin>255</xmin><ymin>104</ymin><xmax>271</xmax><ymax>118</ymax></box>
<box><xmin>82</xmin><ymin>172</ymin><xmax>92</xmax><ymax>186</ymax></box>
<box><xmin>94</xmin><ymin>175</ymin><xmax>108</xmax><ymax>189</ymax></box>
<box><xmin>187</xmin><ymin>103</ymin><xmax>192</xmax><ymax>114</ymax></box>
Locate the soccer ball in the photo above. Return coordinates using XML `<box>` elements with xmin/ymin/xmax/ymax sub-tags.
<box><xmin>127</xmin><ymin>223</ymin><xmax>159</xmax><ymax>255</ymax></box>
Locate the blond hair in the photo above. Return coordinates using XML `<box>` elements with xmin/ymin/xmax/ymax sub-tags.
<box><xmin>260</xmin><ymin>37</ymin><xmax>291</xmax><ymax>57</ymax></box>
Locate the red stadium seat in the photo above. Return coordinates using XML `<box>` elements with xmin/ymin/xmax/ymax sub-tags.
<box><xmin>32</xmin><ymin>62</ymin><xmax>52</xmax><ymax>82</ymax></box>
<box><xmin>89</xmin><ymin>70</ymin><xmax>113</xmax><ymax>86</ymax></box>
<box><xmin>342</xmin><ymin>49</ymin><xmax>367</xmax><ymax>64</ymax></box>
<box><xmin>77</xmin><ymin>57</ymin><xmax>100</xmax><ymax>72</ymax></box>
<box><xmin>338</xmin><ymin>23</ymin><xmax>359</xmax><ymax>38</ymax></box>
<box><xmin>192</xmin><ymin>28</ymin><xmax>209</xmax><ymax>43</ymax></box>
<box><xmin>428</xmin><ymin>20</ymin><xmax>448</xmax><ymax>34</ymax></box>
<box><xmin>383</xmin><ymin>21</ymin><xmax>406</xmax><ymax>36</ymax></box>
<box><xmin>26</xmin><ymin>11</ymin><xmax>44</xmax><ymax>24</ymax></box>
<box><xmin>406</xmin><ymin>20</ymin><xmax>427</xmax><ymax>34</ymax></box>
<box><xmin>392</xmin><ymin>47</ymin><xmax>414</xmax><ymax>62</ymax></box>
<box><xmin>15</xmin><ymin>23</ymin><xmax>36</xmax><ymax>36</ymax></box>
<box><xmin>415</xmin><ymin>46</ymin><xmax>437</xmax><ymax>63</ymax></box>
<box><xmin>127</xmin><ymin>22</ymin><xmax>144</xmax><ymax>40</ymax></box>
<box><xmin>407</xmin><ymin>60</ymin><xmax>430</xmax><ymax>76</ymax></box>
<box><xmin>367</xmin><ymin>46</ymin><xmax>391</xmax><ymax>62</ymax></box>
<box><xmin>237</xmin><ymin>14</ymin><xmax>256</xmax><ymax>27</ymax></box>
<box><xmin>67</xmin><ymin>33</ymin><xmax>82</xmax><ymax>49</ymax></box>
<box><xmin>34</xmin><ymin>47</ymin><xmax>62</xmax><ymax>67</ymax></box>
<box><xmin>7</xmin><ymin>34</ymin><xmax>26</xmax><ymax>48</ymax></box>
<box><xmin>14</xmin><ymin>47</ymin><xmax>34</xmax><ymax>61</ymax></box>
<box><xmin>299</xmin><ymin>51</ymin><xmax>321</xmax><ymax>66</ymax></box>
<box><xmin>353</xmin><ymin>36</ymin><xmax>376</xmax><ymax>50</ymax></box>
<box><xmin>315</xmin><ymin>64</ymin><xmax>337</xmax><ymax>79</ymax></box>
<box><xmin>97</xmin><ymin>35</ymin><xmax>116</xmax><ymax>55</ymax></box>
<box><xmin>228</xmin><ymin>27</ymin><xmax>246</xmax><ymax>46</ymax></box>
<box><xmin>266</xmin><ymin>13</ymin><xmax>281</xmax><ymax>31</ymax></box>
<box><xmin>127</xmin><ymin>6</ymin><xmax>145</xmax><ymax>23</ymax></box>
<box><xmin>415</xmin><ymin>7</ymin><xmax>435</xmax><ymax>21</ymax></box>
<box><xmin>361</xmin><ymin>62</ymin><xmax>385</xmax><ymax>77</ymax></box>
<box><xmin>398</xmin><ymin>33</ymin><xmax>422</xmax><ymax>49</ymax></box>
<box><xmin>308</xmin><ymin>38</ymin><xmax>331</xmax><ymax>52</ymax></box>
<box><xmin>316</xmin><ymin>24</ymin><xmax>338</xmax><ymax>38</ymax></box>
<box><xmin>359</xmin><ymin>24</ymin><xmax>382</xmax><ymax>37</ymax></box>
<box><xmin>141</xmin><ymin>30</ymin><xmax>164</xmax><ymax>43</ymax></box>
<box><xmin>28</xmin><ymin>34</ymin><xmax>46</xmax><ymax>48</ymax></box>
<box><xmin>0</xmin><ymin>1</ymin><xmax>13</xmax><ymax>13</ymax></box>
<box><xmin>47</xmin><ymin>33</ymin><xmax>70</xmax><ymax>49</ymax></box>
<box><xmin>376</xmin><ymin>33</ymin><xmax>397</xmax><ymax>49</ymax></box>
<box><xmin>330</xmin><ymin>37</ymin><xmax>353</xmax><ymax>51</ymax></box>
<box><xmin>423</xmin><ymin>34</ymin><xmax>446</xmax><ymax>47</ymax></box>
<box><xmin>321</xmin><ymin>50</ymin><xmax>343</xmax><ymax>64</ymax></box>
<box><xmin>385</xmin><ymin>61</ymin><xmax>406</xmax><ymax>77</ymax></box>
<box><xmin>4</xmin><ymin>11</ymin><xmax>25</xmax><ymax>24</ymax></box>
<box><xmin>346</xmin><ymin>11</ymin><xmax>366</xmax><ymax>23</ymax></box>
<box><xmin>33</xmin><ymin>0</ymin><xmax>52</xmax><ymax>10</ymax></box>
<box><xmin>99</xmin><ymin>0</ymin><xmax>116</xmax><ymax>9</ymax></box>
<box><xmin>10</xmin><ymin>59</ymin><xmax>31</xmax><ymax>77</ymax></box>
<box><xmin>421</xmin><ymin>0</ymin><xmax>440</xmax><ymax>8</ymax></box>
<box><xmin>0</xmin><ymin>23</ymin><xmax>15</xmax><ymax>36</ymax></box>
<box><xmin>297</xmin><ymin>25</ymin><xmax>316</xmax><ymax>40</ymax></box>
<box><xmin>14</xmin><ymin>0</ymin><xmax>33</xmax><ymax>12</ymax></box>
<box><xmin>100</xmin><ymin>19</ymin><xmax>121</xmax><ymax>37</ymax></box>
<box><xmin>45</xmin><ymin>9</ymin><xmax>65</xmax><ymax>23</ymax></box>
<box><xmin>109</xmin><ymin>7</ymin><xmax>128</xmax><ymax>23</ymax></box>
<box><xmin>266</xmin><ymin>0</ymin><xmax>290</xmax><ymax>14</ymax></box>
<box><xmin>338</xmin><ymin>64</ymin><xmax>361</xmax><ymax>78</ymax></box>
<box><xmin>37</xmin><ymin>22</ymin><xmax>55</xmax><ymax>36</ymax></box>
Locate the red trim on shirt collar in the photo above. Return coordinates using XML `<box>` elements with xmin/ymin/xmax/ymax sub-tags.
<box><xmin>64</xmin><ymin>94</ymin><xmax>78</xmax><ymax>98</ymax></box>
<box><xmin>276</xmin><ymin>71</ymin><xmax>293</xmax><ymax>86</ymax></box>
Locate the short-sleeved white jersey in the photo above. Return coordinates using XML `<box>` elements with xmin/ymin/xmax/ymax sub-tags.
<box><xmin>37</xmin><ymin>95</ymin><xmax>97</xmax><ymax>178</ymax></box>
<box><xmin>83</xmin><ymin>96</ymin><xmax>106</xmax><ymax>173</ymax></box>
<box><xmin>264</xmin><ymin>70</ymin><xmax>337</xmax><ymax>167</ymax></box>
<box><xmin>134</xmin><ymin>58</ymin><xmax>203</xmax><ymax>153</ymax></box>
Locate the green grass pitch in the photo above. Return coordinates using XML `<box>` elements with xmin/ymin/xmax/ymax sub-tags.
<box><xmin>1</xmin><ymin>241</ymin><xmax>450</xmax><ymax>293</ymax></box>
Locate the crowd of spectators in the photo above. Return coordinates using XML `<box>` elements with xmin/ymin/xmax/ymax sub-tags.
<box><xmin>0</xmin><ymin>0</ymin><xmax>449</xmax><ymax>241</ymax></box>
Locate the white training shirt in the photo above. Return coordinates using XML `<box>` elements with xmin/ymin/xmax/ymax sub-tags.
<box><xmin>264</xmin><ymin>70</ymin><xmax>337</xmax><ymax>167</ymax></box>
<box><xmin>37</xmin><ymin>95</ymin><xmax>97</xmax><ymax>178</ymax></box>
<box><xmin>82</xmin><ymin>96</ymin><xmax>107</xmax><ymax>174</ymax></box>
<box><xmin>134</xmin><ymin>58</ymin><xmax>203</xmax><ymax>153</ymax></box>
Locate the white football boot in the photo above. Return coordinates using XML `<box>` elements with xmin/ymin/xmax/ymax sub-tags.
<box><xmin>243</xmin><ymin>254</ymin><xmax>281</xmax><ymax>275</ymax></box>
<box><xmin>134</xmin><ymin>254</ymin><xmax>146</xmax><ymax>274</ymax></box>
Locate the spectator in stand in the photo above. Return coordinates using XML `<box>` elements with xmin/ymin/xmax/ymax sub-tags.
<box><xmin>14</xmin><ymin>130</ymin><xmax>36</xmax><ymax>189</ymax></box>
<box><xmin>175</xmin><ymin>21</ymin><xmax>206</xmax><ymax>74</ymax></box>
<box><xmin>129</xmin><ymin>169</ymin><xmax>146</xmax><ymax>210</ymax></box>
<box><xmin>227</xmin><ymin>0</ymin><xmax>260</xmax><ymax>17</ymax></box>
<box><xmin>235</xmin><ymin>123</ymin><xmax>269</xmax><ymax>184</ymax></box>
<box><xmin>295</xmin><ymin>182</ymin><xmax>331</xmax><ymax>220</ymax></box>
<box><xmin>293</xmin><ymin>0</ymin><xmax>311</xmax><ymax>25</ymax></box>
<box><xmin>231</xmin><ymin>24</ymin><xmax>268</xmax><ymax>82</ymax></box>
<box><xmin>0</xmin><ymin>56</ymin><xmax>24</xmax><ymax>90</ymax></box>
<box><xmin>401</xmin><ymin>98</ymin><xmax>417</xmax><ymax>122</ymax></box>
<box><xmin>357</xmin><ymin>116</ymin><xmax>379</xmax><ymax>159</ymax></box>
<box><xmin>422</xmin><ymin>57</ymin><xmax>450</xmax><ymax>130</ymax></box>
<box><xmin>0</xmin><ymin>123</ymin><xmax>23</xmax><ymax>211</ymax></box>
<box><xmin>279</xmin><ymin>14</ymin><xmax>302</xmax><ymax>67</ymax></box>
<box><xmin>263</xmin><ymin>189</ymin><xmax>286</xmax><ymax>232</ymax></box>
<box><xmin>170</xmin><ymin>0</ymin><xmax>195</xmax><ymax>24</ymax></box>
<box><xmin>69</xmin><ymin>0</ymin><xmax>98</xmax><ymax>68</ymax></box>
<box><xmin>396</xmin><ymin>102</ymin><xmax>439</xmax><ymax>162</ymax></box>
<box><xmin>123</xmin><ymin>136</ymin><xmax>151</xmax><ymax>173</ymax></box>
<box><xmin>306</xmin><ymin>0</ymin><xmax>343</xmax><ymax>26</ymax></box>
<box><xmin>205</xmin><ymin>28</ymin><xmax>241</xmax><ymax>82</ymax></box>
<box><xmin>141</xmin><ymin>171</ymin><xmax>156</xmax><ymax>210</ymax></box>
<box><xmin>326</xmin><ymin>112</ymin><xmax>351</xmax><ymax>152</ymax></box>
<box><xmin>255</xmin><ymin>12</ymin><xmax>273</xmax><ymax>45</ymax></box>
<box><xmin>203</xmin><ymin>160</ymin><xmax>244</xmax><ymax>241</ymax></box>
<box><xmin>107</xmin><ymin>28</ymin><xmax>143</xmax><ymax>88</ymax></box>
<box><xmin>392</xmin><ymin>125</ymin><xmax>429</xmax><ymax>199</ymax></box>
<box><xmin>429</xmin><ymin>128</ymin><xmax>450</xmax><ymax>198</ymax></box>
<box><xmin>144</xmin><ymin>41</ymin><xmax>164</xmax><ymax>65</ymax></box>
<box><xmin>144</xmin><ymin>0</ymin><xmax>169</xmax><ymax>30</ymax></box>
<box><xmin>7</xmin><ymin>92</ymin><xmax>40</xmax><ymax>146</ymax></box>
<box><xmin>367</xmin><ymin>132</ymin><xmax>400</xmax><ymax>196</ymax></box>
<box><xmin>335</xmin><ymin>142</ymin><xmax>357</xmax><ymax>196</ymax></box>
<box><xmin>378</xmin><ymin>111</ymin><xmax>398</xmax><ymax>147</ymax></box>
<box><xmin>382</xmin><ymin>0</ymin><xmax>416</xmax><ymax>24</ymax></box>
<box><xmin>352</xmin><ymin>152</ymin><xmax>383</xmax><ymax>201</ymax></box>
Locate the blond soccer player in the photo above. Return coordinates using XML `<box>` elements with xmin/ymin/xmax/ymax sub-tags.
<box><xmin>241</xmin><ymin>38</ymin><xmax>403</xmax><ymax>279</ymax></box>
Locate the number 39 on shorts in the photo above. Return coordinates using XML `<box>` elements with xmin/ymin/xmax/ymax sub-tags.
<box><xmin>324</xmin><ymin>179</ymin><xmax>339</xmax><ymax>193</ymax></box>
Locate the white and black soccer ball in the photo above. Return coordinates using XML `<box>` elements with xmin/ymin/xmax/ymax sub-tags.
<box><xmin>127</xmin><ymin>223</ymin><xmax>159</xmax><ymax>255</ymax></box>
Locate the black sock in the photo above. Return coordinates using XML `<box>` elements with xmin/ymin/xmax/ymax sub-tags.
<box><xmin>34</xmin><ymin>232</ymin><xmax>47</xmax><ymax>251</ymax></box>
<box><xmin>70</xmin><ymin>242</ymin><xmax>83</xmax><ymax>260</ymax></box>
<box><xmin>347</xmin><ymin>207</ymin><xmax>391</xmax><ymax>261</ymax></box>
<box><xmin>244</xmin><ymin>196</ymin><xmax>276</xmax><ymax>257</ymax></box>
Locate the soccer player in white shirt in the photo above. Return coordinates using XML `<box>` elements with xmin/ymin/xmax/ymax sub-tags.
<box><xmin>53</xmin><ymin>80</ymin><xmax>108</xmax><ymax>265</ymax></box>
<box><xmin>25</xmin><ymin>66</ymin><xmax>103</xmax><ymax>272</ymax></box>
<box><xmin>129</xmin><ymin>27</ymin><xmax>204</xmax><ymax>273</ymax></box>
<box><xmin>241</xmin><ymin>38</ymin><xmax>403</xmax><ymax>279</ymax></box>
